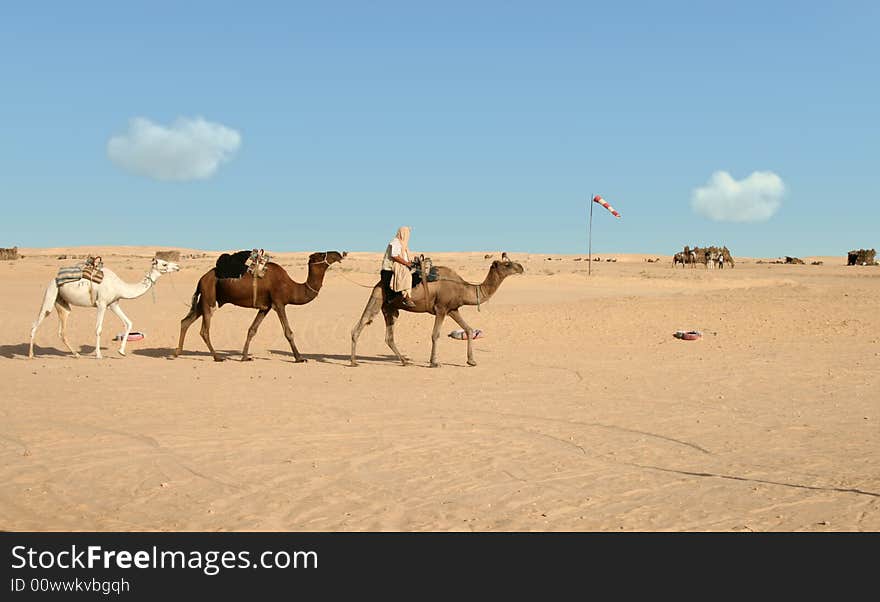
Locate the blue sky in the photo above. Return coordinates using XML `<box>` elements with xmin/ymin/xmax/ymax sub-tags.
<box><xmin>1</xmin><ymin>1</ymin><xmax>877</xmax><ymax>256</ymax></box>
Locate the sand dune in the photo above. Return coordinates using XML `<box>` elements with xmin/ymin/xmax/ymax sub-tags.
<box><xmin>1</xmin><ymin>248</ymin><xmax>878</xmax><ymax>531</ymax></box>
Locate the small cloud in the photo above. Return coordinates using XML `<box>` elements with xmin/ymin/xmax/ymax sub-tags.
<box><xmin>107</xmin><ymin>116</ymin><xmax>241</xmax><ymax>181</ymax></box>
<box><xmin>691</xmin><ymin>170</ymin><xmax>785</xmax><ymax>222</ymax></box>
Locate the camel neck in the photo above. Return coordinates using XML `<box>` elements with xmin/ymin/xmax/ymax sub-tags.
<box><xmin>465</xmin><ymin>266</ymin><xmax>504</xmax><ymax>306</ymax></box>
<box><xmin>117</xmin><ymin>269</ymin><xmax>159</xmax><ymax>300</ymax></box>
<box><xmin>286</xmin><ymin>260</ymin><xmax>330</xmax><ymax>304</ymax></box>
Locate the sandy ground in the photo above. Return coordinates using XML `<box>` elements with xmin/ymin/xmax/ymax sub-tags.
<box><xmin>1</xmin><ymin>246</ymin><xmax>878</xmax><ymax>532</ymax></box>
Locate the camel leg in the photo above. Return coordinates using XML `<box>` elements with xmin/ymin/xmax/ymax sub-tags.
<box><xmin>173</xmin><ymin>306</ymin><xmax>201</xmax><ymax>358</ymax></box>
<box><xmin>382</xmin><ymin>307</ymin><xmax>408</xmax><ymax>366</ymax></box>
<box><xmin>29</xmin><ymin>281</ymin><xmax>59</xmax><ymax>358</ymax></box>
<box><xmin>350</xmin><ymin>286</ymin><xmax>384</xmax><ymax>366</ymax></box>
<box><xmin>241</xmin><ymin>308</ymin><xmax>269</xmax><ymax>361</ymax></box>
<box><xmin>55</xmin><ymin>299</ymin><xmax>79</xmax><ymax>358</ymax></box>
<box><xmin>200</xmin><ymin>305</ymin><xmax>224</xmax><ymax>362</ymax></box>
<box><xmin>108</xmin><ymin>302</ymin><xmax>133</xmax><ymax>356</ymax></box>
<box><xmin>94</xmin><ymin>303</ymin><xmax>107</xmax><ymax>359</ymax></box>
<box><xmin>428</xmin><ymin>311</ymin><xmax>447</xmax><ymax>368</ymax></box>
<box><xmin>276</xmin><ymin>305</ymin><xmax>306</xmax><ymax>363</ymax></box>
<box><xmin>449</xmin><ymin>309</ymin><xmax>477</xmax><ymax>367</ymax></box>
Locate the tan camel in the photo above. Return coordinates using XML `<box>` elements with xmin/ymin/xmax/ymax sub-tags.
<box><xmin>722</xmin><ymin>246</ymin><xmax>735</xmax><ymax>268</ymax></box>
<box><xmin>173</xmin><ymin>251</ymin><xmax>345</xmax><ymax>362</ymax></box>
<box><xmin>350</xmin><ymin>255</ymin><xmax>524</xmax><ymax>367</ymax></box>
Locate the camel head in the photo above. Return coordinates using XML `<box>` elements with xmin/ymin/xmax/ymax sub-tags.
<box><xmin>492</xmin><ymin>253</ymin><xmax>524</xmax><ymax>277</ymax></box>
<box><xmin>308</xmin><ymin>251</ymin><xmax>346</xmax><ymax>267</ymax></box>
<box><xmin>151</xmin><ymin>257</ymin><xmax>181</xmax><ymax>273</ymax></box>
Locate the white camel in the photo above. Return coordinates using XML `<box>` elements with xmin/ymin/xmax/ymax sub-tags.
<box><xmin>28</xmin><ymin>257</ymin><xmax>180</xmax><ymax>359</ymax></box>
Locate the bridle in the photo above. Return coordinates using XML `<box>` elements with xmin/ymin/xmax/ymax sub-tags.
<box><xmin>309</xmin><ymin>252</ymin><xmax>332</xmax><ymax>267</ymax></box>
<box><xmin>145</xmin><ymin>258</ymin><xmax>161</xmax><ymax>285</ymax></box>
<box><xmin>305</xmin><ymin>253</ymin><xmax>333</xmax><ymax>294</ymax></box>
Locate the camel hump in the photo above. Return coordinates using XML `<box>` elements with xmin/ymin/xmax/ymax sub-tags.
<box><xmin>432</xmin><ymin>266</ymin><xmax>464</xmax><ymax>282</ymax></box>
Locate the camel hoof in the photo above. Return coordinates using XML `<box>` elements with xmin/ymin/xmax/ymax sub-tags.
<box><xmin>213</xmin><ymin>357</ymin><xmax>225</xmax><ymax>362</ymax></box>
<box><xmin>349</xmin><ymin>361</ymin><xmax>358</xmax><ymax>367</ymax></box>
<box><xmin>241</xmin><ymin>356</ymin><xmax>253</xmax><ymax>362</ymax></box>
<box><xmin>467</xmin><ymin>360</ymin><xmax>477</xmax><ymax>367</ymax></box>
<box><xmin>118</xmin><ymin>349</ymin><xmax>126</xmax><ymax>357</ymax></box>
<box><xmin>294</xmin><ymin>358</ymin><xmax>308</xmax><ymax>364</ymax></box>
<box><xmin>429</xmin><ymin>362</ymin><xmax>440</xmax><ymax>368</ymax></box>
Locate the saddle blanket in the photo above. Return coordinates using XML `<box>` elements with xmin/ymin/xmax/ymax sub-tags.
<box><xmin>55</xmin><ymin>262</ymin><xmax>104</xmax><ymax>287</ymax></box>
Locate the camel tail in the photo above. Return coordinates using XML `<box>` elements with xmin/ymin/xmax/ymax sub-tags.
<box><xmin>33</xmin><ymin>280</ymin><xmax>59</xmax><ymax>326</ymax></box>
<box><xmin>29</xmin><ymin>279</ymin><xmax>59</xmax><ymax>356</ymax></box>
<box><xmin>188</xmin><ymin>287</ymin><xmax>202</xmax><ymax>313</ymax></box>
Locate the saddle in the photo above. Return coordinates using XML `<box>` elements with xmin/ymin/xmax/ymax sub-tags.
<box><xmin>55</xmin><ymin>255</ymin><xmax>104</xmax><ymax>287</ymax></box>
<box><xmin>246</xmin><ymin>248</ymin><xmax>271</xmax><ymax>278</ymax></box>
<box><xmin>81</xmin><ymin>256</ymin><xmax>104</xmax><ymax>284</ymax></box>
<box><xmin>411</xmin><ymin>255</ymin><xmax>439</xmax><ymax>288</ymax></box>
<box><xmin>246</xmin><ymin>249</ymin><xmax>271</xmax><ymax>307</ymax></box>
<box><xmin>55</xmin><ymin>255</ymin><xmax>104</xmax><ymax>305</ymax></box>
<box><xmin>214</xmin><ymin>249</ymin><xmax>272</xmax><ymax>279</ymax></box>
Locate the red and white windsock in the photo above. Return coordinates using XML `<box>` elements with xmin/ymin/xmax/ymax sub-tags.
<box><xmin>593</xmin><ymin>195</ymin><xmax>621</xmax><ymax>218</ymax></box>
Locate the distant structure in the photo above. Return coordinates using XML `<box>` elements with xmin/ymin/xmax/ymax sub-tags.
<box><xmin>847</xmin><ymin>249</ymin><xmax>876</xmax><ymax>266</ymax></box>
<box><xmin>784</xmin><ymin>256</ymin><xmax>805</xmax><ymax>264</ymax></box>
<box><xmin>674</xmin><ymin>245</ymin><xmax>734</xmax><ymax>269</ymax></box>
<box><xmin>155</xmin><ymin>250</ymin><xmax>181</xmax><ymax>262</ymax></box>
<box><xmin>0</xmin><ymin>246</ymin><xmax>19</xmax><ymax>260</ymax></box>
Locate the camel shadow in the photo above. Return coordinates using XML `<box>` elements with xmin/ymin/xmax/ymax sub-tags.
<box><xmin>271</xmin><ymin>350</ymin><xmax>400</xmax><ymax>365</ymax></box>
<box><xmin>132</xmin><ymin>347</ymin><xmax>242</xmax><ymax>360</ymax></box>
<box><xmin>0</xmin><ymin>343</ymin><xmax>96</xmax><ymax>358</ymax></box>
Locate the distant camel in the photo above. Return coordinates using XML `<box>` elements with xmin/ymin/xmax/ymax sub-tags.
<box><xmin>673</xmin><ymin>252</ymin><xmax>687</xmax><ymax>268</ymax></box>
<box><xmin>173</xmin><ymin>251</ymin><xmax>346</xmax><ymax>362</ymax></box>
<box><xmin>29</xmin><ymin>256</ymin><xmax>180</xmax><ymax>358</ymax></box>
<box><xmin>722</xmin><ymin>246</ymin><xmax>735</xmax><ymax>268</ymax></box>
<box><xmin>350</xmin><ymin>256</ymin><xmax>524</xmax><ymax>367</ymax></box>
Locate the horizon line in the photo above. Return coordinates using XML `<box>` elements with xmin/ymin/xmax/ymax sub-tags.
<box><xmin>9</xmin><ymin>244</ymin><xmax>860</xmax><ymax>260</ymax></box>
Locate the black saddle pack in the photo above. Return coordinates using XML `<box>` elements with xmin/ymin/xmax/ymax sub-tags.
<box><xmin>411</xmin><ymin>255</ymin><xmax>439</xmax><ymax>288</ymax></box>
<box><xmin>215</xmin><ymin>250</ymin><xmax>252</xmax><ymax>279</ymax></box>
<box><xmin>215</xmin><ymin>249</ymin><xmax>272</xmax><ymax>280</ymax></box>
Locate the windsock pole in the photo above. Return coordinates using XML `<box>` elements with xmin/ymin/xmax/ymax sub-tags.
<box><xmin>588</xmin><ymin>193</ymin><xmax>594</xmax><ymax>276</ymax></box>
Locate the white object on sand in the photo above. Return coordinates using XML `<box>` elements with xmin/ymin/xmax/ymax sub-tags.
<box><xmin>449</xmin><ymin>329</ymin><xmax>484</xmax><ymax>340</ymax></box>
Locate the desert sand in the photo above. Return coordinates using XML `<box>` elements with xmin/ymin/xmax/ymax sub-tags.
<box><xmin>1</xmin><ymin>247</ymin><xmax>878</xmax><ymax>531</ymax></box>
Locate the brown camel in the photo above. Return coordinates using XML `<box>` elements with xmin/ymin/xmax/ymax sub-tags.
<box><xmin>173</xmin><ymin>251</ymin><xmax>346</xmax><ymax>362</ymax></box>
<box><xmin>350</xmin><ymin>255</ymin><xmax>524</xmax><ymax>367</ymax></box>
<box><xmin>673</xmin><ymin>252</ymin><xmax>687</xmax><ymax>268</ymax></box>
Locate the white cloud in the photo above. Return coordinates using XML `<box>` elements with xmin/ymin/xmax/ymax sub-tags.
<box><xmin>691</xmin><ymin>170</ymin><xmax>785</xmax><ymax>222</ymax></box>
<box><xmin>107</xmin><ymin>116</ymin><xmax>241</xmax><ymax>181</ymax></box>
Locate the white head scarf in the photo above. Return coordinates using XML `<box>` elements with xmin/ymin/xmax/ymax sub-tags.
<box><xmin>395</xmin><ymin>226</ymin><xmax>411</xmax><ymax>258</ymax></box>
